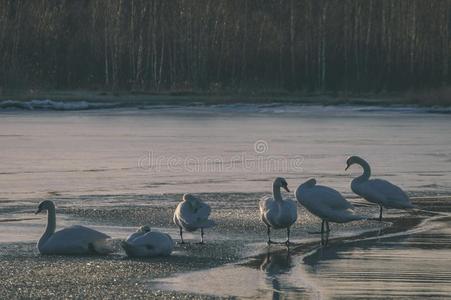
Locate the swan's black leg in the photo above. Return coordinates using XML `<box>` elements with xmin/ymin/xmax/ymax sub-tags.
<box><xmin>200</xmin><ymin>228</ymin><xmax>204</xmax><ymax>244</ymax></box>
<box><xmin>326</xmin><ymin>221</ymin><xmax>330</xmax><ymax>233</ymax></box>
<box><xmin>179</xmin><ymin>227</ymin><xmax>185</xmax><ymax>244</ymax></box>
<box><xmin>321</xmin><ymin>220</ymin><xmax>325</xmax><ymax>235</ymax></box>
<box><xmin>321</xmin><ymin>231</ymin><xmax>329</xmax><ymax>246</ymax></box>
<box><xmin>267</xmin><ymin>226</ymin><xmax>272</xmax><ymax>244</ymax></box>
<box><xmin>379</xmin><ymin>206</ymin><xmax>383</xmax><ymax>222</ymax></box>
<box><xmin>285</xmin><ymin>227</ymin><xmax>291</xmax><ymax>245</ymax></box>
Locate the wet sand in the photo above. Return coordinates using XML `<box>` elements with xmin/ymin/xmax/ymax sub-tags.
<box><xmin>1</xmin><ymin>194</ymin><xmax>448</xmax><ymax>299</ymax></box>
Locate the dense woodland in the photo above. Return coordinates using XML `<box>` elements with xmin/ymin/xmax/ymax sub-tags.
<box><xmin>0</xmin><ymin>0</ymin><xmax>450</xmax><ymax>93</ymax></box>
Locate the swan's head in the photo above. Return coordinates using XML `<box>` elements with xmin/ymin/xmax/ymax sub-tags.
<box><xmin>183</xmin><ymin>193</ymin><xmax>197</xmax><ymax>202</ymax></box>
<box><xmin>345</xmin><ymin>155</ymin><xmax>363</xmax><ymax>170</ymax></box>
<box><xmin>139</xmin><ymin>225</ymin><xmax>151</xmax><ymax>232</ymax></box>
<box><xmin>35</xmin><ymin>200</ymin><xmax>55</xmax><ymax>214</ymax></box>
<box><xmin>274</xmin><ymin>177</ymin><xmax>290</xmax><ymax>192</ymax></box>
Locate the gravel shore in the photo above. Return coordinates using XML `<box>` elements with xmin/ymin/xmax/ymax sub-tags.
<box><xmin>0</xmin><ymin>192</ymin><xmax>409</xmax><ymax>299</ymax></box>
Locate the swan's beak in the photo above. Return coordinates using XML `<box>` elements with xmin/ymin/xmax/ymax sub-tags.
<box><xmin>34</xmin><ymin>209</ymin><xmax>41</xmax><ymax>214</ymax></box>
<box><xmin>345</xmin><ymin>164</ymin><xmax>350</xmax><ymax>171</ymax></box>
<box><xmin>283</xmin><ymin>185</ymin><xmax>290</xmax><ymax>193</ymax></box>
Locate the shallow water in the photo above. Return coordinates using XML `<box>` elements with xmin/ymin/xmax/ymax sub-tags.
<box><xmin>152</xmin><ymin>201</ymin><xmax>451</xmax><ymax>299</ymax></box>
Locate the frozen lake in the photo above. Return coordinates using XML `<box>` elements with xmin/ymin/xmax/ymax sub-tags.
<box><xmin>1</xmin><ymin>103</ymin><xmax>451</xmax><ymax>299</ymax></box>
<box><xmin>0</xmin><ymin>104</ymin><xmax>450</xmax><ymax>201</ymax></box>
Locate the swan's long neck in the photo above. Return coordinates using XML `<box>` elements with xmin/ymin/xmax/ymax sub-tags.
<box><xmin>273</xmin><ymin>183</ymin><xmax>283</xmax><ymax>202</ymax></box>
<box><xmin>355</xmin><ymin>158</ymin><xmax>371</xmax><ymax>182</ymax></box>
<box><xmin>38</xmin><ymin>206</ymin><xmax>56</xmax><ymax>250</ymax></box>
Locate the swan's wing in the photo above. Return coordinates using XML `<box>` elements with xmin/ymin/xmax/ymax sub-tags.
<box><xmin>123</xmin><ymin>232</ymin><xmax>174</xmax><ymax>257</ymax></box>
<box><xmin>259</xmin><ymin>196</ymin><xmax>277</xmax><ymax>226</ymax></box>
<box><xmin>173</xmin><ymin>202</ymin><xmax>183</xmax><ymax>226</ymax></box>
<box><xmin>50</xmin><ymin>225</ymin><xmax>110</xmax><ymax>242</ymax></box>
<box><xmin>128</xmin><ymin>232</ymin><xmax>166</xmax><ymax>247</ymax></box>
<box><xmin>296</xmin><ymin>185</ymin><xmax>363</xmax><ymax>222</ymax></box>
<box><xmin>126</xmin><ymin>230</ymin><xmax>146</xmax><ymax>242</ymax></box>
<box><xmin>192</xmin><ymin>200</ymin><xmax>215</xmax><ymax>228</ymax></box>
<box><xmin>368</xmin><ymin>179</ymin><xmax>412</xmax><ymax>208</ymax></box>
<box><xmin>176</xmin><ymin>201</ymin><xmax>215</xmax><ymax>229</ymax></box>
<box><xmin>313</xmin><ymin>185</ymin><xmax>354</xmax><ymax>210</ymax></box>
<box><xmin>174</xmin><ymin>202</ymin><xmax>194</xmax><ymax>225</ymax></box>
<box><xmin>280</xmin><ymin>198</ymin><xmax>298</xmax><ymax>225</ymax></box>
<box><xmin>353</xmin><ymin>180</ymin><xmax>387</xmax><ymax>205</ymax></box>
<box><xmin>196</xmin><ymin>200</ymin><xmax>212</xmax><ymax>219</ymax></box>
<box><xmin>42</xmin><ymin>225</ymin><xmax>110</xmax><ymax>254</ymax></box>
<box><xmin>185</xmin><ymin>196</ymin><xmax>211</xmax><ymax>218</ymax></box>
<box><xmin>259</xmin><ymin>195</ymin><xmax>274</xmax><ymax>214</ymax></box>
<box><xmin>296</xmin><ymin>185</ymin><xmax>352</xmax><ymax>209</ymax></box>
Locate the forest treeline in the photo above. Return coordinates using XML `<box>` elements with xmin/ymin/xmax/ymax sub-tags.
<box><xmin>0</xmin><ymin>0</ymin><xmax>450</xmax><ymax>93</ymax></box>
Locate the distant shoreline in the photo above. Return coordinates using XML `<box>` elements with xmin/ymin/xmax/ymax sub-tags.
<box><xmin>0</xmin><ymin>88</ymin><xmax>450</xmax><ymax>107</ymax></box>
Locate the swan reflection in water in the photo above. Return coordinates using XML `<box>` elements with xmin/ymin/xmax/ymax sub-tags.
<box><xmin>260</xmin><ymin>249</ymin><xmax>293</xmax><ymax>275</ymax></box>
<box><xmin>259</xmin><ymin>249</ymin><xmax>293</xmax><ymax>300</ymax></box>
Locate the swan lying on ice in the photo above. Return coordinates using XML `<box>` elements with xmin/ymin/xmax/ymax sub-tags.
<box><xmin>121</xmin><ymin>225</ymin><xmax>174</xmax><ymax>257</ymax></box>
<box><xmin>35</xmin><ymin>200</ymin><xmax>112</xmax><ymax>255</ymax></box>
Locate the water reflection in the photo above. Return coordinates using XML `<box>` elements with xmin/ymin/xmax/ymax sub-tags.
<box><xmin>303</xmin><ymin>244</ymin><xmax>339</xmax><ymax>267</ymax></box>
<box><xmin>260</xmin><ymin>249</ymin><xmax>293</xmax><ymax>300</ymax></box>
<box><xmin>152</xmin><ymin>206</ymin><xmax>451</xmax><ymax>298</ymax></box>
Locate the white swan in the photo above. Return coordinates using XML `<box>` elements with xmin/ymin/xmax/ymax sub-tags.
<box><xmin>346</xmin><ymin>156</ymin><xmax>413</xmax><ymax>221</ymax></box>
<box><xmin>121</xmin><ymin>225</ymin><xmax>174</xmax><ymax>257</ymax></box>
<box><xmin>173</xmin><ymin>194</ymin><xmax>215</xmax><ymax>244</ymax></box>
<box><xmin>259</xmin><ymin>177</ymin><xmax>297</xmax><ymax>245</ymax></box>
<box><xmin>295</xmin><ymin>178</ymin><xmax>365</xmax><ymax>234</ymax></box>
<box><xmin>35</xmin><ymin>200</ymin><xmax>112</xmax><ymax>255</ymax></box>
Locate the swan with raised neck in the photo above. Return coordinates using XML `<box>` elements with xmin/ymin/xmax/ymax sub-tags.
<box><xmin>35</xmin><ymin>200</ymin><xmax>56</xmax><ymax>251</ymax></box>
<box><xmin>346</xmin><ymin>155</ymin><xmax>371</xmax><ymax>182</ymax></box>
<box><xmin>259</xmin><ymin>177</ymin><xmax>297</xmax><ymax>245</ymax></box>
<box><xmin>273</xmin><ymin>177</ymin><xmax>290</xmax><ymax>201</ymax></box>
<box><xmin>35</xmin><ymin>200</ymin><xmax>111</xmax><ymax>255</ymax></box>
<box><xmin>345</xmin><ymin>155</ymin><xmax>413</xmax><ymax>221</ymax></box>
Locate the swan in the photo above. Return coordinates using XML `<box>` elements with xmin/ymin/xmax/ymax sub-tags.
<box><xmin>295</xmin><ymin>178</ymin><xmax>365</xmax><ymax>234</ymax></box>
<box><xmin>121</xmin><ymin>225</ymin><xmax>174</xmax><ymax>257</ymax></box>
<box><xmin>35</xmin><ymin>200</ymin><xmax>112</xmax><ymax>255</ymax></box>
<box><xmin>346</xmin><ymin>156</ymin><xmax>413</xmax><ymax>221</ymax></box>
<box><xmin>173</xmin><ymin>194</ymin><xmax>215</xmax><ymax>244</ymax></box>
<box><xmin>259</xmin><ymin>177</ymin><xmax>297</xmax><ymax>245</ymax></box>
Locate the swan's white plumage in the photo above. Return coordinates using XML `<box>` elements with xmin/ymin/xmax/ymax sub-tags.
<box><xmin>40</xmin><ymin>225</ymin><xmax>111</xmax><ymax>255</ymax></box>
<box><xmin>259</xmin><ymin>196</ymin><xmax>298</xmax><ymax>229</ymax></box>
<box><xmin>295</xmin><ymin>178</ymin><xmax>365</xmax><ymax>223</ymax></box>
<box><xmin>347</xmin><ymin>156</ymin><xmax>413</xmax><ymax>210</ymax></box>
<box><xmin>173</xmin><ymin>194</ymin><xmax>215</xmax><ymax>232</ymax></box>
<box><xmin>259</xmin><ymin>177</ymin><xmax>297</xmax><ymax>230</ymax></box>
<box><xmin>352</xmin><ymin>178</ymin><xmax>412</xmax><ymax>209</ymax></box>
<box><xmin>36</xmin><ymin>200</ymin><xmax>112</xmax><ymax>255</ymax></box>
<box><xmin>122</xmin><ymin>226</ymin><xmax>174</xmax><ymax>257</ymax></box>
